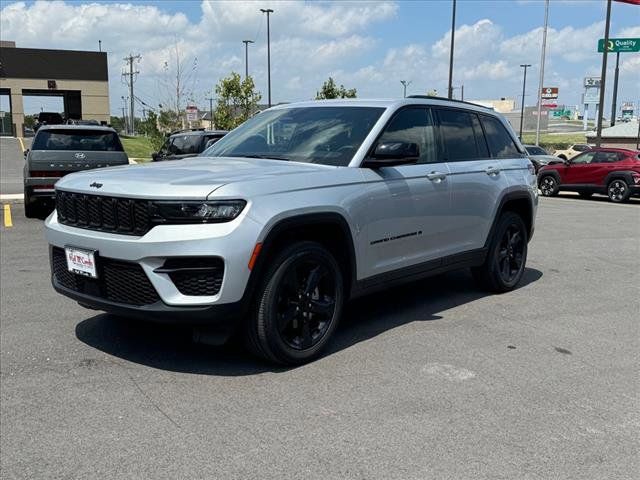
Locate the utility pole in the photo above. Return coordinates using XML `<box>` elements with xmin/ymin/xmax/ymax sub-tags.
<box><xmin>242</xmin><ymin>40</ymin><xmax>254</xmax><ymax>80</ymax></box>
<box><xmin>596</xmin><ymin>0</ymin><xmax>612</xmax><ymax>146</ymax></box>
<box><xmin>121</xmin><ymin>96</ymin><xmax>127</xmax><ymax>134</ymax></box>
<box><xmin>610</xmin><ymin>52</ymin><xmax>620</xmax><ymax>127</ymax></box>
<box><xmin>260</xmin><ymin>8</ymin><xmax>274</xmax><ymax>107</ymax></box>
<box><xmin>535</xmin><ymin>0</ymin><xmax>549</xmax><ymax>146</ymax></box>
<box><xmin>447</xmin><ymin>0</ymin><xmax>457</xmax><ymax>99</ymax></box>
<box><xmin>206</xmin><ymin>96</ymin><xmax>214</xmax><ymax>129</ymax></box>
<box><xmin>460</xmin><ymin>84</ymin><xmax>464</xmax><ymax>101</ymax></box>
<box><xmin>98</xmin><ymin>40</ymin><xmax>102</xmax><ymax>52</ymax></box>
<box><xmin>519</xmin><ymin>64</ymin><xmax>532</xmax><ymax>139</ymax></box>
<box><xmin>123</xmin><ymin>54</ymin><xmax>141</xmax><ymax>135</ymax></box>
<box><xmin>400</xmin><ymin>80</ymin><xmax>412</xmax><ymax>98</ymax></box>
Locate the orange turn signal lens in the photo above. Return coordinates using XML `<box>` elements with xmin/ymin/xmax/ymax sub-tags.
<box><xmin>248</xmin><ymin>243</ymin><xmax>263</xmax><ymax>270</ymax></box>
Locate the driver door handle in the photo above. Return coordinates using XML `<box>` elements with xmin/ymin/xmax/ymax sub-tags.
<box><xmin>485</xmin><ymin>166</ymin><xmax>501</xmax><ymax>176</ymax></box>
<box><xmin>426</xmin><ymin>171</ymin><xmax>447</xmax><ymax>182</ymax></box>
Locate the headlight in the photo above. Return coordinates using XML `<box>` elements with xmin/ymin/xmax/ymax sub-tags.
<box><xmin>152</xmin><ymin>200</ymin><xmax>246</xmax><ymax>224</ymax></box>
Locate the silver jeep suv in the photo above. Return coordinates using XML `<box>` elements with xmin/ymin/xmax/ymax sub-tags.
<box><xmin>45</xmin><ymin>97</ymin><xmax>537</xmax><ymax>364</ymax></box>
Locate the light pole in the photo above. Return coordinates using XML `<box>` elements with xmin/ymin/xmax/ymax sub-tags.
<box><xmin>400</xmin><ymin>80</ymin><xmax>412</xmax><ymax>98</ymax></box>
<box><xmin>519</xmin><ymin>64</ymin><xmax>531</xmax><ymax>139</ymax></box>
<box><xmin>447</xmin><ymin>0</ymin><xmax>457</xmax><ymax>99</ymax></box>
<box><xmin>596</xmin><ymin>0</ymin><xmax>613</xmax><ymax>145</ymax></box>
<box><xmin>260</xmin><ymin>8</ymin><xmax>274</xmax><ymax>107</ymax></box>
<box><xmin>206</xmin><ymin>96</ymin><xmax>214</xmax><ymax>129</ymax></box>
<box><xmin>535</xmin><ymin>0</ymin><xmax>549</xmax><ymax>146</ymax></box>
<box><xmin>242</xmin><ymin>40</ymin><xmax>254</xmax><ymax>80</ymax></box>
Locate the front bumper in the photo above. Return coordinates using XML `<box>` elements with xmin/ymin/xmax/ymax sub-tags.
<box><xmin>45</xmin><ymin>209</ymin><xmax>263</xmax><ymax>323</ymax></box>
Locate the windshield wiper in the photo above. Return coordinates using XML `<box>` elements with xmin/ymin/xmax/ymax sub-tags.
<box><xmin>235</xmin><ymin>154</ymin><xmax>292</xmax><ymax>161</ymax></box>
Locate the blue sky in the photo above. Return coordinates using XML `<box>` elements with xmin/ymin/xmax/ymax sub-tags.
<box><xmin>1</xmin><ymin>0</ymin><xmax>638</xmax><ymax>117</ymax></box>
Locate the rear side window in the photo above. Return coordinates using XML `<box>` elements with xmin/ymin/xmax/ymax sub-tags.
<box><xmin>437</xmin><ymin>109</ymin><xmax>488</xmax><ymax>161</ymax></box>
<box><xmin>378</xmin><ymin>107</ymin><xmax>438</xmax><ymax>163</ymax></box>
<box><xmin>573</xmin><ymin>144</ymin><xmax>590</xmax><ymax>152</ymax></box>
<box><xmin>32</xmin><ymin>129</ymin><xmax>123</xmax><ymax>152</ymax></box>
<box><xmin>481</xmin><ymin>115</ymin><xmax>521</xmax><ymax>158</ymax></box>
<box><xmin>595</xmin><ymin>152</ymin><xmax>621</xmax><ymax>163</ymax></box>
<box><xmin>169</xmin><ymin>135</ymin><xmax>203</xmax><ymax>154</ymax></box>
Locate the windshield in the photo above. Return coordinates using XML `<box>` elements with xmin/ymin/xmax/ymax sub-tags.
<box><xmin>526</xmin><ymin>146</ymin><xmax>547</xmax><ymax>155</ymax></box>
<box><xmin>204</xmin><ymin>106</ymin><xmax>385</xmax><ymax>166</ymax></box>
<box><xmin>32</xmin><ymin>129</ymin><xmax>123</xmax><ymax>151</ymax></box>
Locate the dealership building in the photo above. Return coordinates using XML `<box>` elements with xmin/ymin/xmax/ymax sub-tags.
<box><xmin>0</xmin><ymin>41</ymin><xmax>110</xmax><ymax>136</ymax></box>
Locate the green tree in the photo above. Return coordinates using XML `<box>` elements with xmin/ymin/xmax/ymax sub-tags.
<box><xmin>157</xmin><ymin>109</ymin><xmax>182</xmax><ymax>132</ymax></box>
<box><xmin>213</xmin><ymin>72</ymin><xmax>262</xmax><ymax>130</ymax></box>
<box><xmin>110</xmin><ymin>116</ymin><xmax>125</xmax><ymax>132</ymax></box>
<box><xmin>315</xmin><ymin>77</ymin><xmax>357</xmax><ymax>99</ymax></box>
<box><xmin>138</xmin><ymin>111</ymin><xmax>165</xmax><ymax>151</ymax></box>
<box><xmin>23</xmin><ymin>115</ymin><xmax>37</xmax><ymax>129</ymax></box>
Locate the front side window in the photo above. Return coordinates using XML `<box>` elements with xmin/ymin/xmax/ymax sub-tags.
<box><xmin>32</xmin><ymin>129</ymin><xmax>123</xmax><ymax>151</ymax></box>
<box><xmin>526</xmin><ymin>146</ymin><xmax>547</xmax><ymax>156</ymax></box>
<box><xmin>377</xmin><ymin>108</ymin><xmax>438</xmax><ymax>163</ymax></box>
<box><xmin>207</xmin><ymin>107</ymin><xmax>385</xmax><ymax>166</ymax></box>
<box><xmin>481</xmin><ymin>115</ymin><xmax>521</xmax><ymax>158</ymax></box>
<box><xmin>437</xmin><ymin>109</ymin><xmax>487</xmax><ymax>161</ymax></box>
<box><xmin>571</xmin><ymin>152</ymin><xmax>596</xmax><ymax>164</ymax></box>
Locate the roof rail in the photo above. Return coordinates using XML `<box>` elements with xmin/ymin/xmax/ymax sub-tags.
<box><xmin>406</xmin><ymin>95</ymin><xmax>492</xmax><ymax>110</ymax></box>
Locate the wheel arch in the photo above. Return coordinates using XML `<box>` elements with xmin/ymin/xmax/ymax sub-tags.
<box><xmin>604</xmin><ymin>170</ymin><xmax>636</xmax><ymax>187</ymax></box>
<box><xmin>485</xmin><ymin>191</ymin><xmax>535</xmax><ymax>247</ymax></box>
<box><xmin>247</xmin><ymin>212</ymin><xmax>358</xmax><ymax>301</ymax></box>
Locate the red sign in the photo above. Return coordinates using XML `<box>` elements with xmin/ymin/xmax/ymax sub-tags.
<box><xmin>541</xmin><ymin>87</ymin><xmax>559</xmax><ymax>99</ymax></box>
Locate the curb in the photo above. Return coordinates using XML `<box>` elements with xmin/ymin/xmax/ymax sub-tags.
<box><xmin>1</xmin><ymin>194</ymin><xmax>24</xmax><ymax>204</ymax></box>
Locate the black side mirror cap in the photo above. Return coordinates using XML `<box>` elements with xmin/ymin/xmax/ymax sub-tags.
<box><xmin>363</xmin><ymin>142</ymin><xmax>420</xmax><ymax>168</ymax></box>
<box><xmin>23</xmin><ymin>149</ymin><xmax>29</xmax><ymax>158</ymax></box>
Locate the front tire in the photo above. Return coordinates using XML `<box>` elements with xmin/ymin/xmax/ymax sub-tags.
<box><xmin>245</xmin><ymin>241</ymin><xmax>344</xmax><ymax>365</ymax></box>
<box><xmin>539</xmin><ymin>175</ymin><xmax>559</xmax><ymax>197</ymax></box>
<box><xmin>472</xmin><ymin>212</ymin><xmax>528</xmax><ymax>293</ymax></box>
<box><xmin>607</xmin><ymin>179</ymin><xmax>630</xmax><ymax>203</ymax></box>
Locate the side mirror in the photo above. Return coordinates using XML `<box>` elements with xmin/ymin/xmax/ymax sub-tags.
<box><xmin>151</xmin><ymin>152</ymin><xmax>159</xmax><ymax>161</ymax></box>
<box><xmin>364</xmin><ymin>142</ymin><xmax>420</xmax><ymax>167</ymax></box>
<box><xmin>23</xmin><ymin>148</ymin><xmax>29</xmax><ymax>159</ymax></box>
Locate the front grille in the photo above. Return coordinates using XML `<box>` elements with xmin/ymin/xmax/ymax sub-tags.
<box><xmin>51</xmin><ymin>247</ymin><xmax>160</xmax><ymax>306</ymax></box>
<box><xmin>56</xmin><ymin>190</ymin><xmax>152</xmax><ymax>235</ymax></box>
<box><xmin>159</xmin><ymin>258</ymin><xmax>224</xmax><ymax>296</ymax></box>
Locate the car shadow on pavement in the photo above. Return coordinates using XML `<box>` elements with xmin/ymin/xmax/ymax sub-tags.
<box><xmin>75</xmin><ymin>268</ymin><xmax>542</xmax><ymax>376</ymax></box>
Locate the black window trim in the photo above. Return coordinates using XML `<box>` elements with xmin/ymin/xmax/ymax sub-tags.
<box><xmin>364</xmin><ymin>104</ymin><xmax>444</xmax><ymax>165</ymax></box>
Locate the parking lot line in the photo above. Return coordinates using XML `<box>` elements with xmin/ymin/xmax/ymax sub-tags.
<box><xmin>3</xmin><ymin>204</ymin><xmax>13</xmax><ymax>228</ymax></box>
<box><xmin>18</xmin><ymin>137</ymin><xmax>26</xmax><ymax>153</ymax></box>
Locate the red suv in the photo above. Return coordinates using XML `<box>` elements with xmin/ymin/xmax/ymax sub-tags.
<box><xmin>538</xmin><ymin>147</ymin><xmax>640</xmax><ymax>203</ymax></box>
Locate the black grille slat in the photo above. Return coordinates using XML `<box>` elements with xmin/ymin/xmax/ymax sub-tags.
<box><xmin>56</xmin><ymin>191</ymin><xmax>152</xmax><ymax>235</ymax></box>
<box><xmin>51</xmin><ymin>247</ymin><xmax>160</xmax><ymax>306</ymax></box>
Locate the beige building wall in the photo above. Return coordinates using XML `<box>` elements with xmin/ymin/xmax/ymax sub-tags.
<box><xmin>0</xmin><ymin>77</ymin><xmax>110</xmax><ymax>137</ymax></box>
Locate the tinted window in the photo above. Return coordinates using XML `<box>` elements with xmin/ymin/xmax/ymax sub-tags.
<box><xmin>573</xmin><ymin>144</ymin><xmax>590</xmax><ymax>152</ymax></box>
<box><xmin>208</xmin><ymin>107</ymin><xmax>384</xmax><ymax>167</ymax></box>
<box><xmin>437</xmin><ymin>109</ymin><xmax>487</xmax><ymax>161</ymax></box>
<box><xmin>481</xmin><ymin>115</ymin><xmax>521</xmax><ymax>158</ymax></box>
<box><xmin>32</xmin><ymin>129</ymin><xmax>123</xmax><ymax>151</ymax></box>
<box><xmin>595</xmin><ymin>151</ymin><xmax>620</xmax><ymax>163</ymax></box>
<box><xmin>169</xmin><ymin>135</ymin><xmax>203</xmax><ymax>154</ymax></box>
<box><xmin>377</xmin><ymin>108</ymin><xmax>438</xmax><ymax>163</ymax></box>
<box><xmin>571</xmin><ymin>152</ymin><xmax>596</xmax><ymax>164</ymax></box>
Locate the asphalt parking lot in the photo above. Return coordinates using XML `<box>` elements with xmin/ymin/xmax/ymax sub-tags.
<box><xmin>0</xmin><ymin>196</ymin><xmax>638</xmax><ymax>479</ymax></box>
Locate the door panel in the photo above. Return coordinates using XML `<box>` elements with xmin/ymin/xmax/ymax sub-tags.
<box><xmin>564</xmin><ymin>152</ymin><xmax>596</xmax><ymax>184</ymax></box>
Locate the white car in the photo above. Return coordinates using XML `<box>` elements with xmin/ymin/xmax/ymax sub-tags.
<box><xmin>553</xmin><ymin>143</ymin><xmax>591</xmax><ymax>161</ymax></box>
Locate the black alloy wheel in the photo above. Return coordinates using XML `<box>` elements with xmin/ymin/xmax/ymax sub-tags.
<box><xmin>246</xmin><ymin>241</ymin><xmax>344</xmax><ymax>365</ymax></box>
<box><xmin>276</xmin><ymin>258</ymin><xmax>337</xmax><ymax>350</ymax></box>
<box><xmin>496</xmin><ymin>224</ymin><xmax>526</xmax><ymax>285</ymax></box>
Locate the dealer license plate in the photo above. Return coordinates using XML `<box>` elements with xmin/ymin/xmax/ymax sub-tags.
<box><xmin>65</xmin><ymin>247</ymin><xmax>98</xmax><ymax>278</ymax></box>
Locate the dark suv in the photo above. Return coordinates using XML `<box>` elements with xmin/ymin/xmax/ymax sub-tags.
<box><xmin>152</xmin><ymin>129</ymin><xmax>227</xmax><ymax>161</ymax></box>
<box><xmin>538</xmin><ymin>147</ymin><xmax>640</xmax><ymax>202</ymax></box>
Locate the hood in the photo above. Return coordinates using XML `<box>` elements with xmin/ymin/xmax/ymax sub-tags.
<box><xmin>54</xmin><ymin>156</ymin><xmax>332</xmax><ymax>200</ymax></box>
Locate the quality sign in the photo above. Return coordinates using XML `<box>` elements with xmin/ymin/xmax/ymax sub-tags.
<box><xmin>597</xmin><ymin>38</ymin><xmax>640</xmax><ymax>52</ymax></box>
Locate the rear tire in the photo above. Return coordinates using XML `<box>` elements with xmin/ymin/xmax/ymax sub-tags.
<box><xmin>23</xmin><ymin>188</ymin><xmax>41</xmax><ymax>218</ymax></box>
<box><xmin>607</xmin><ymin>179</ymin><xmax>630</xmax><ymax>203</ymax></box>
<box><xmin>472</xmin><ymin>212</ymin><xmax>528</xmax><ymax>293</ymax></box>
<box><xmin>245</xmin><ymin>241</ymin><xmax>344</xmax><ymax>365</ymax></box>
<box><xmin>538</xmin><ymin>175</ymin><xmax>559</xmax><ymax>197</ymax></box>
